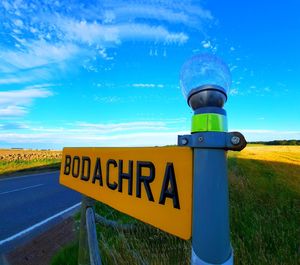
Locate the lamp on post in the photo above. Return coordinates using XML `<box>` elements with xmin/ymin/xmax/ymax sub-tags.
<box><xmin>178</xmin><ymin>54</ymin><xmax>246</xmax><ymax>265</ymax></box>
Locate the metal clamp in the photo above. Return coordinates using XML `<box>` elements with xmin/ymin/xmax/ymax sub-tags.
<box><xmin>178</xmin><ymin>131</ymin><xmax>247</xmax><ymax>151</ymax></box>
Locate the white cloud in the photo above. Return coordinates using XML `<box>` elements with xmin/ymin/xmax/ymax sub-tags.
<box><xmin>13</xmin><ymin>19</ymin><xmax>24</xmax><ymax>28</ymax></box>
<box><xmin>0</xmin><ymin>130</ymin><xmax>188</xmax><ymax>147</ymax></box>
<box><xmin>0</xmin><ymin>105</ymin><xmax>27</xmax><ymax>117</ymax></box>
<box><xmin>98</xmin><ymin>48</ymin><xmax>114</xmax><ymax>60</ymax></box>
<box><xmin>233</xmin><ymin>129</ymin><xmax>300</xmax><ymax>142</ymax></box>
<box><xmin>61</xmin><ymin>20</ymin><xmax>120</xmax><ymax>45</ymax></box>
<box><xmin>132</xmin><ymin>83</ymin><xmax>164</xmax><ymax>88</ymax></box>
<box><xmin>94</xmin><ymin>96</ymin><xmax>121</xmax><ymax>103</ymax></box>
<box><xmin>230</xmin><ymin>65</ymin><xmax>238</xmax><ymax>71</ymax></box>
<box><xmin>61</xmin><ymin>19</ymin><xmax>188</xmax><ymax>45</ymax></box>
<box><xmin>239</xmin><ymin>129</ymin><xmax>300</xmax><ymax>134</ymax></box>
<box><xmin>103</xmin><ymin>10</ymin><xmax>116</xmax><ymax>24</ymax></box>
<box><xmin>0</xmin><ymin>76</ymin><xmax>32</xmax><ymax>85</ymax></box>
<box><xmin>76</xmin><ymin>121</ymin><xmax>169</xmax><ymax>133</ymax></box>
<box><xmin>200</xmin><ymin>40</ymin><xmax>217</xmax><ymax>52</ymax></box>
<box><xmin>0</xmin><ymin>122</ymin><xmax>28</xmax><ymax>130</ymax></box>
<box><xmin>229</xmin><ymin>88</ymin><xmax>239</xmax><ymax>95</ymax></box>
<box><xmin>0</xmin><ymin>0</ymin><xmax>213</xmax><ymax>82</ymax></box>
<box><xmin>0</xmin><ymin>40</ymin><xmax>80</xmax><ymax>70</ymax></box>
<box><xmin>201</xmin><ymin>40</ymin><xmax>212</xmax><ymax>49</ymax></box>
<box><xmin>109</xmin><ymin>5</ymin><xmax>194</xmax><ymax>26</ymax></box>
<box><xmin>0</xmin><ymin>87</ymin><xmax>53</xmax><ymax>117</ymax></box>
<box><xmin>0</xmin><ymin>68</ymin><xmax>53</xmax><ymax>86</ymax></box>
<box><xmin>1</xmin><ymin>0</ymin><xmax>11</xmax><ymax>11</ymax></box>
<box><xmin>0</xmin><ymin>88</ymin><xmax>52</xmax><ymax>105</ymax></box>
<box><xmin>2</xmin><ymin>127</ymin><xmax>300</xmax><ymax>148</ymax></box>
<box><xmin>0</xmin><ymin>118</ymin><xmax>189</xmax><ymax>147</ymax></box>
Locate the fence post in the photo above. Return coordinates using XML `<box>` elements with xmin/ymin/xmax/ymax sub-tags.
<box><xmin>86</xmin><ymin>207</ymin><xmax>102</xmax><ymax>265</ymax></box>
<box><xmin>78</xmin><ymin>196</ymin><xmax>95</xmax><ymax>265</ymax></box>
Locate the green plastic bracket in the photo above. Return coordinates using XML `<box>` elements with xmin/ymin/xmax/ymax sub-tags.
<box><xmin>191</xmin><ymin>113</ymin><xmax>228</xmax><ymax>133</ymax></box>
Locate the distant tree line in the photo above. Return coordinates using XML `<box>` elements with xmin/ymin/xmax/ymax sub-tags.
<box><xmin>249</xmin><ymin>140</ymin><xmax>300</xmax><ymax>145</ymax></box>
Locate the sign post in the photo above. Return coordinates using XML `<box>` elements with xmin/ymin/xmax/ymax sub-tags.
<box><xmin>59</xmin><ymin>53</ymin><xmax>246</xmax><ymax>265</ymax></box>
<box><xmin>178</xmin><ymin>54</ymin><xmax>246</xmax><ymax>265</ymax></box>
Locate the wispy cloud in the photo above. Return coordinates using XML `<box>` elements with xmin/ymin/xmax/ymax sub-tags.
<box><xmin>233</xmin><ymin>129</ymin><xmax>300</xmax><ymax>142</ymax></box>
<box><xmin>132</xmin><ymin>83</ymin><xmax>164</xmax><ymax>88</ymax></box>
<box><xmin>104</xmin><ymin>3</ymin><xmax>213</xmax><ymax>27</ymax></box>
<box><xmin>0</xmin><ymin>105</ymin><xmax>26</xmax><ymax>117</ymax></box>
<box><xmin>201</xmin><ymin>40</ymin><xmax>212</xmax><ymax>49</ymax></box>
<box><xmin>3</xmin><ymin>120</ymin><xmax>299</xmax><ymax>148</ymax></box>
<box><xmin>94</xmin><ymin>96</ymin><xmax>121</xmax><ymax>103</ymax></box>
<box><xmin>0</xmin><ymin>86</ymin><xmax>53</xmax><ymax>117</ymax></box>
<box><xmin>0</xmin><ymin>76</ymin><xmax>32</xmax><ymax>85</ymax></box>
<box><xmin>0</xmin><ymin>0</ymin><xmax>212</xmax><ymax>78</ymax></box>
<box><xmin>0</xmin><ymin>131</ymin><xmax>187</xmax><ymax>147</ymax></box>
<box><xmin>60</xmin><ymin>19</ymin><xmax>188</xmax><ymax>45</ymax></box>
<box><xmin>0</xmin><ymin>40</ymin><xmax>80</xmax><ymax>70</ymax></box>
<box><xmin>76</xmin><ymin>121</ymin><xmax>169</xmax><ymax>133</ymax></box>
<box><xmin>5</xmin><ymin>127</ymin><xmax>300</xmax><ymax>148</ymax></box>
<box><xmin>0</xmin><ymin>88</ymin><xmax>52</xmax><ymax>105</ymax></box>
<box><xmin>0</xmin><ymin>118</ymin><xmax>189</xmax><ymax>147</ymax></box>
<box><xmin>0</xmin><ymin>122</ymin><xmax>28</xmax><ymax>130</ymax></box>
<box><xmin>229</xmin><ymin>88</ymin><xmax>239</xmax><ymax>95</ymax></box>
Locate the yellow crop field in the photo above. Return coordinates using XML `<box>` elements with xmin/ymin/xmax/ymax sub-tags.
<box><xmin>0</xmin><ymin>149</ymin><xmax>61</xmax><ymax>161</ymax></box>
<box><xmin>228</xmin><ymin>145</ymin><xmax>300</xmax><ymax>194</ymax></box>
<box><xmin>229</xmin><ymin>145</ymin><xmax>300</xmax><ymax>165</ymax></box>
<box><xmin>0</xmin><ymin>149</ymin><xmax>62</xmax><ymax>176</ymax></box>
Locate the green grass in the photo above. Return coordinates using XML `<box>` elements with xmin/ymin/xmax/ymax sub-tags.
<box><xmin>0</xmin><ymin>159</ymin><xmax>61</xmax><ymax>176</ymax></box>
<box><xmin>51</xmin><ymin>155</ymin><xmax>300</xmax><ymax>265</ymax></box>
<box><xmin>94</xmin><ymin>203</ymin><xmax>190</xmax><ymax>265</ymax></box>
<box><xmin>228</xmin><ymin>157</ymin><xmax>300</xmax><ymax>264</ymax></box>
<box><xmin>50</xmin><ymin>241</ymin><xmax>78</xmax><ymax>265</ymax></box>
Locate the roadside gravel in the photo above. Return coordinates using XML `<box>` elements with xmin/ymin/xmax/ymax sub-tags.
<box><xmin>5</xmin><ymin>217</ymin><xmax>77</xmax><ymax>265</ymax></box>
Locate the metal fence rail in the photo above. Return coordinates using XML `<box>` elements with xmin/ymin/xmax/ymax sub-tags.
<box><xmin>78</xmin><ymin>196</ymin><xmax>141</xmax><ymax>265</ymax></box>
<box><xmin>78</xmin><ymin>196</ymin><xmax>99</xmax><ymax>265</ymax></box>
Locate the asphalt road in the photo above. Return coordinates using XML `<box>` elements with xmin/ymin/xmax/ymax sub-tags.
<box><xmin>0</xmin><ymin>171</ymin><xmax>82</xmax><ymax>253</ymax></box>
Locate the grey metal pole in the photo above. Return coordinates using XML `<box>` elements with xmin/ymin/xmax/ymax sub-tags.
<box><xmin>191</xmin><ymin>148</ymin><xmax>233</xmax><ymax>265</ymax></box>
<box><xmin>178</xmin><ymin>129</ymin><xmax>246</xmax><ymax>264</ymax></box>
<box><xmin>178</xmin><ymin>53</ymin><xmax>246</xmax><ymax>265</ymax></box>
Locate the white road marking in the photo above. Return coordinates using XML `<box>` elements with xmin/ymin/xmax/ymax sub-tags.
<box><xmin>0</xmin><ymin>171</ymin><xmax>59</xmax><ymax>182</ymax></box>
<box><xmin>0</xmin><ymin>184</ymin><xmax>44</xmax><ymax>195</ymax></box>
<box><xmin>0</xmin><ymin>202</ymin><xmax>81</xmax><ymax>246</ymax></box>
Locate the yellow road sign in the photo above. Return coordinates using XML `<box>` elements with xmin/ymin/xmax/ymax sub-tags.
<box><xmin>59</xmin><ymin>147</ymin><xmax>193</xmax><ymax>239</ymax></box>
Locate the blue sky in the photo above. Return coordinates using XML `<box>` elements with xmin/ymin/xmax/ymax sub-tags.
<box><xmin>0</xmin><ymin>0</ymin><xmax>299</xmax><ymax>149</ymax></box>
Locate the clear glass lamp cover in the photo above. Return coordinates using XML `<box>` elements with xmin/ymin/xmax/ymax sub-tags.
<box><xmin>180</xmin><ymin>54</ymin><xmax>231</xmax><ymax>99</ymax></box>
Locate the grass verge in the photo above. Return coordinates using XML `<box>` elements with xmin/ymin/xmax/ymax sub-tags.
<box><xmin>0</xmin><ymin>159</ymin><xmax>61</xmax><ymax>178</ymax></box>
<box><xmin>51</xmin><ymin>241</ymin><xmax>78</xmax><ymax>265</ymax></box>
<box><xmin>228</xmin><ymin>157</ymin><xmax>299</xmax><ymax>264</ymax></box>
